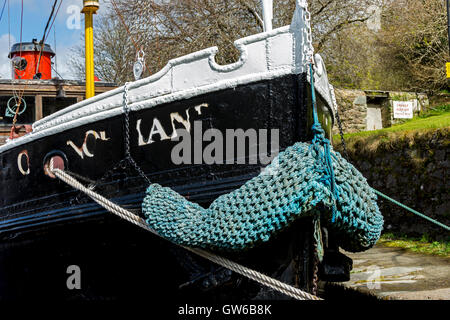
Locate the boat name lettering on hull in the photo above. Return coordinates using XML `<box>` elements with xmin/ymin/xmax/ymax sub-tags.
<box><xmin>137</xmin><ymin>103</ymin><xmax>208</xmax><ymax>146</ymax></box>
<box><xmin>17</xmin><ymin>150</ymin><xmax>30</xmax><ymax>176</ymax></box>
<box><xmin>67</xmin><ymin>130</ymin><xmax>110</xmax><ymax>159</ymax></box>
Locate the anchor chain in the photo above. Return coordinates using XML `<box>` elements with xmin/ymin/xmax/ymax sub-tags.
<box><xmin>302</xmin><ymin>1</ymin><xmax>323</xmax><ymax>295</ymax></box>
<box><xmin>311</xmin><ymin>218</ymin><xmax>324</xmax><ymax>295</ymax></box>
<box><xmin>123</xmin><ymin>82</ymin><xmax>152</xmax><ymax>186</ymax></box>
<box><xmin>300</xmin><ymin>0</ymin><xmax>314</xmax><ymax>65</ymax></box>
<box><xmin>312</xmin><ymin>239</ymin><xmax>320</xmax><ymax>296</ymax></box>
<box><xmin>335</xmin><ymin>108</ymin><xmax>349</xmax><ymax>160</ymax></box>
<box><xmin>69</xmin><ymin>83</ymin><xmax>151</xmax><ymax>206</ymax></box>
<box><xmin>311</xmin><ymin>216</ymin><xmax>324</xmax><ymax>295</ymax></box>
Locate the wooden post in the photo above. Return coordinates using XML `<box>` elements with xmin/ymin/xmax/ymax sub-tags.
<box><xmin>35</xmin><ymin>95</ymin><xmax>43</xmax><ymax>121</ymax></box>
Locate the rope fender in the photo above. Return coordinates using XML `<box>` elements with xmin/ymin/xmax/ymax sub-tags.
<box><xmin>142</xmin><ymin>64</ymin><xmax>384</xmax><ymax>253</ymax></box>
<box><xmin>142</xmin><ymin>141</ymin><xmax>384</xmax><ymax>253</ymax></box>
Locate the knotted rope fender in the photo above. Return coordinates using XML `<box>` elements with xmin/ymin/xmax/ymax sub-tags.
<box><xmin>142</xmin><ymin>64</ymin><xmax>384</xmax><ymax>253</ymax></box>
<box><xmin>143</xmin><ymin>141</ymin><xmax>383</xmax><ymax>253</ymax></box>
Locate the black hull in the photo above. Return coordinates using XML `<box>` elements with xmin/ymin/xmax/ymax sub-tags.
<box><xmin>0</xmin><ymin>216</ymin><xmax>323</xmax><ymax>301</ymax></box>
<box><xmin>0</xmin><ymin>73</ymin><xmax>336</xmax><ymax>300</ymax></box>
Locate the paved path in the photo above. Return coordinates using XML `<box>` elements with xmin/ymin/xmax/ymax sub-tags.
<box><xmin>341</xmin><ymin>245</ymin><xmax>450</xmax><ymax>300</ymax></box>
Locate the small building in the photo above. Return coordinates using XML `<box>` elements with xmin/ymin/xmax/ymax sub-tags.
<box><xmin>334</xmin><ymin>89</ymin><xmax>429</xmax><ymax>134</ymax></box>
<box><xmin>0</xmin><ymin>80</ymin><xmax>117</xmax><ymax>145</ymax></box>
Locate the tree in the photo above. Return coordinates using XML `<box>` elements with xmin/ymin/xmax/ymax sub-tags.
<box><xmin>322</xmin><ymin>0</ymin><xmax>450</xmax><ymax>93</ymax></box>
<box><xmin>378</xmin><ymin>0</ymin><xmax>449</xmax><ymax>92</ymax></box>
<box><xmin>69</xmin><ymin>0</ymin><xmax>378</xmax><ymax>85</ymax></box>
<box><xmin>69</xmin><ymin>12</ymin><xmax>135</xmax><ymax>84</ymax></box>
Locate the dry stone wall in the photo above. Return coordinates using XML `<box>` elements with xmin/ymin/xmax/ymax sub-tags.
<box><xmin>336</xmin><ymin>129</ymin><xmax>449</xmax><ymax>240</ymax></box>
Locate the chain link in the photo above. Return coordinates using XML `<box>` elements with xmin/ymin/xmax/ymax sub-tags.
<box><xmin>123</xmin><ymin>82</ymin><xmax>131</xmax><ymax>155</ymax></box>
<box><xmin>300</xmin><ymin>1</ymin><xmax>320</xmax><ymax>295</ymax></box>
<box><xmin>312</xmin><ymin>252</ymin><xmax>319</xmax><ymax>296</ymax></box>
<box><xmin>301</xmin><ymin>1</ymin><xmax>314</xmax><ymax>65</ymax></box>
<box><xmin>123</xmin><ymin>83</ymin><xmax>152</xmax><ymax>186</ymax></box>
<box><xmin>69</xmin><ymin>84</ymin><xmax>151</xmax><ymax>206</ymax></box>
<box><xmin>335</xmin><ymin>109</ymin><xmax>349</xmax><ymax>160</ymax></box>
<box><xmin>300</xmin><ymin>1</ymin><xmax>348</xmax><ymax>162</ymax></box>
<box><xmin>311</xmin><ymin>216</ymin><xmax>322</xmax><ymax>296</ymax></box>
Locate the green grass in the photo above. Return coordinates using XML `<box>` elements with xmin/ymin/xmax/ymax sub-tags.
<box><xmin>438</xmin><ymin>89</ymin><xmax>450</xmax><ymax>95</ymax></box>
<box><xmin>417</xmin><ymin>104</ymin><xmax>450</xmax><ymax>118</ymax></box>
<box><xmin>378</xmin><ymin>233</ymin><xmax>450</xmax><ymax>258</ymax></box>
<box><xmin>332</xmin><ymin>105</ymin><xmax>450</xmax><ymax>258</ymax></box>
<box><xmin>333</xmin><ymin>105</ymin><xmax>450</xmax><ymax>144</ymax></box>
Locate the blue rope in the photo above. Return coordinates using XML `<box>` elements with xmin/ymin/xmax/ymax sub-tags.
<box><xmin>309</xmin><ymin>63</ymin><xmax>340</xmax><ymax>223</ymax></box>
<box><xmin>373</xmin><ymin>189</ymin><xmax>450</xmax><ymax>231</ymax></box>
<box><xmin>311</xmin><ymin>64</ymin><xmax>448</xmax><ymax>234</ymax></box>
<box><xmin>142</xmin><ymin>144</ymin><xmax>383</xmax><ymax>252</ymax></box>
<box><xmin>140</xmin><ymin>62</ymin><xmax>446</xmax><ymax>254</ymax></box>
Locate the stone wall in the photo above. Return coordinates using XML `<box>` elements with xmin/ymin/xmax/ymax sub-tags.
<box><xmin>336</xmin><ymin>128</ymin><xmax>449</xmax><ymax>240</ymax></box>
<box><xmin>334</xmin><ymin>89</ymin><xmax>367</xmax><ymax>134</ymax></box>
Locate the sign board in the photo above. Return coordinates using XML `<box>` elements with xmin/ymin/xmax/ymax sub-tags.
<box><xmin>447</xmin><ymin>63</ymin><xmax>450</xmax><ymax>79</ymax></box>
<box><xmin>393</xmin><ymin>101</ymin><xmax>414</xmax><ymax>119</ymax></box>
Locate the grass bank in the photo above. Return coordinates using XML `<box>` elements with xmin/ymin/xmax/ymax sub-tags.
<box><xmin>333</xmin><ymin>104</ymin><xmax>450</xmax><ymax>247</ymax></box>
<box><xmin>378</xmin><ymin>233</ymin><xmax>450</xmax><ymax>258</ymax></box>
<box><xmin>333</xmin><ymin>104</ymin><xmax>450</xmax><ymax>151</ymax></box>
<box><xmin>333</xmin><ymin>104</ymin><xmax>450</xmax><ymax>146</ymax></box>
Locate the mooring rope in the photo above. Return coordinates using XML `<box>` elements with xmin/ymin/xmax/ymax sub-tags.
<box><xmin>50</xmin><ymin>166</ymin><xmax>322</xmax><ymax>301</ymax></box>
<box><xmin>372</xmin><ymin>189</ymin><xmax>450</xmax><ymax>231</ymax></box>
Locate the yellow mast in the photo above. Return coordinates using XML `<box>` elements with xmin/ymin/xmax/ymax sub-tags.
<box><xmin>82</xmin><ymin>1</ymin><xmax>99</xmax><ymax>99</ymax></box>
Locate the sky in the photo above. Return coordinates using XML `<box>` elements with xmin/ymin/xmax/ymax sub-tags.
<box><xmin>0</xmin><ymin>0</ymin><xmax>106</xmax><ymax>80</ymax></box>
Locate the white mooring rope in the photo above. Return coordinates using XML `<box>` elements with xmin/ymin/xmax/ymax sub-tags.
<box><xmin>51</xmin><ymin>167</ymin><xmax>322</xmax><ymax>301</ymax></box>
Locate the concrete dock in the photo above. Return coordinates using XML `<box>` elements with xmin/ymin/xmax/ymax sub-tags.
<box><xmin>340</xmin><ymin>245</ymin><xmax>450</xmax><ymax>300</ymax></box>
